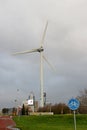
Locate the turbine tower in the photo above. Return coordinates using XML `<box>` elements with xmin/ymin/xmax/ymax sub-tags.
<box><xmin>13</xmin><ymin>22</ymin><xmax>48</xmax><ymax>107</ymax></box>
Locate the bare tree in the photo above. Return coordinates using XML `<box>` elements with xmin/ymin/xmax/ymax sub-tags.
<box><xmin>77</xmin><ymin>89</ymin><xmax>87</xmax><ymax>105</ymax></box>
<box><xmin>77</xmin><ymin>88</ymin><xmax>87</xmax><ymax>114</ymax></box>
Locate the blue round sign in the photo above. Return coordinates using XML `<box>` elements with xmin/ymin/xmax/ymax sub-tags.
<box><xmin>68</xmin><ymin>98</ymin><xmax>80</xmax><ymax>110</ymax></box>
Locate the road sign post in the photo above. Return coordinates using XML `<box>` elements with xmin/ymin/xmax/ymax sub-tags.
<box><xmin>68</xmin><ymin>98</ymin><xmax>80</xmax><ymax>130</ymax></box>
<box><xmin>73</xmin><ymin>110</ymin><xmax>76</xmax><ymax>130</ymax></box>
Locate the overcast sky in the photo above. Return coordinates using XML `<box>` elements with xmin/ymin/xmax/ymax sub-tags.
<box><xmin>0</xmin><ymin>0</ymin><xmax>87</xmax><ymax>108</ymax></box>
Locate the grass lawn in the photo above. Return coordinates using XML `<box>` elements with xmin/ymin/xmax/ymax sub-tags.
<box><xmin>13</xmin><ymin>114</ymin><xmax>87</xmax><ymax>130</ymax></box>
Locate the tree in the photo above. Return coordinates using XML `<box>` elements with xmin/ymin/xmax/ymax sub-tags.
<box><xmin>2</xmin><ymin>108</ymin><xmax>9</xmax><ymax>114</ymax></box>
<box><xmin>22</xmin><ymin>104</ymin><xmax>25</xmax><ymax>115</ymax></box>
<box><xmin>38</xmin><ymin>103</ymin><xmax>70</xmax><ymax>114</ymax></box>
<box><xmin>77</xmin><ymin>88</ymin><xmax>87</xmax><ymax>114</ymax></box>
<box><xmin>12</xmin><ymin>107</ymin><xmax>17</xmax><ymax>115</ymax></box>
<box><xmin>77</xmin><ymin>89</ymin><xmax>87</xmax><ymax>105</ymax></box>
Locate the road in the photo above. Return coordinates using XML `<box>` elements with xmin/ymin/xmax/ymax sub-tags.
<box><xmin>0</xmin><ymin>116</ymin><xmax>16</xmax><ymax>130</ymax></box>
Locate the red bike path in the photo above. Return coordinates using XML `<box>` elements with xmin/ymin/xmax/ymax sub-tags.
<box><xmin>0</xmin><ymin>116</ymin><xmax>16</xmax><ymax>130</ymax></box>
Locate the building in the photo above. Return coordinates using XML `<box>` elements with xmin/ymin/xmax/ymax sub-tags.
<box><xmin>23</xmin><ymin>92</ymin><xmax>38</xmax><ymax>113</ymax></box>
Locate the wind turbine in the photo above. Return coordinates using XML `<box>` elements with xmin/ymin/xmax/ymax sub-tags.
<box><xmin>13</xmin><ymin>22</ymin><xmax>51</xmax><ymax>107</ymax></box>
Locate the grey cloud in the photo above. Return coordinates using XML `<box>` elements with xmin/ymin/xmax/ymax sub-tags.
<box><xmin>0</xmin><ymin>0</ymin><xmax>87</xmax><ymax>108</ymax></box>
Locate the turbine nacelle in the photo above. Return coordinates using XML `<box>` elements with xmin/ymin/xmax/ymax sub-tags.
<box><xmin>37</xmin><ymin>47</ymin><xmax>44</xmax><ymax>53</ymax></box>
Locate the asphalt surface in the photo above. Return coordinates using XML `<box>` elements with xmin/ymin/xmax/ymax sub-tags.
<box><xmin>0</xmin><ymin>116</ymin><xmax>16</xmax><ymax>130</ymax></box>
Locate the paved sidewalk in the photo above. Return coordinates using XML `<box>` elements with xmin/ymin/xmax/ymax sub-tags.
<box><xmin>0</xmin><ymin>116</ymin><xmax>16</xmax><ymax>130</ymax></box>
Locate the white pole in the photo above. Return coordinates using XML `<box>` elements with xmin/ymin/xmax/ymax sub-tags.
<box><xmin>73</xmin><ymin>110</ymin><xmax>76</xmax><ymax>130</ymax></box>
<box><xmin>40</xmin><ymin>52</ymin><xmax>44</xmax><ymax>107</ymax></box>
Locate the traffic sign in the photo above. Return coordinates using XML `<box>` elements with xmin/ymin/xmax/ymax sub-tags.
<box><xmin>68</xmin><ymin>98</ymin><xmax>80</xmax><ymax>110</ymax></box>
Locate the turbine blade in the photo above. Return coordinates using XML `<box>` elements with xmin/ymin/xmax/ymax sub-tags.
<box><xmin>43</xmin><ymin>55</ymin><xmax>56</xmax><ymax>72</ymax></box>
<box><xmin>12</xmin><ymin>48</ymin><xmax>38</xmax><ymax>55</ymax></box>
<box><xmin>40</xmin><ymin>21</ymin><xmax>48</xmax><ymax>47</ymax></box>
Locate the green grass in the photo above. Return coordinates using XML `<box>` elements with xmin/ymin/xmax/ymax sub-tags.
<box><xmin>13</xmin><ymin>114</ymin><xmax>87</xmax><ymax>130</ymax></box>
